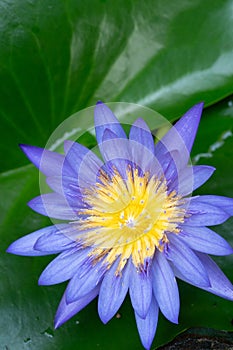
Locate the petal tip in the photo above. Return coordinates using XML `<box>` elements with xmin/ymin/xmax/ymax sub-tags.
<box><xmin>227</xmin><ymin>246</ymin><xmax>233</xmax><ymax>255</ymax></box>
<box><xmin>54</xmin><ymin>317</ymin><xmax>62</xmax><ymax>329</ymax></box>
<box><xmin>190</xmin><ymin>101</ymin><xmax>204</xmax><ymax>114</ymax></box>
<box><xmin>196</xmin><ymin>101</ymin><xmax>204</xmax><ymax>109</ymax></box>
<box><xmin>185</xmin><ymin>101</ymin><xmax>204</xmax><ymax>120</ymax></box>
<box><xmin>6</xmin><ymin>243</ymin><xmax>14</xmax><ymax>254</ymax></box>
<box><xmin>19</xmin><ymin>143</ymin><xmax>35</xmax><ymax>157</ymax></box>
<box><xmin>6</xmin><ymin>240</ymin><xmax>25</xmax><ymax>256</ymax></box>
<box><xmin>38</xmin><ymin>273</ymin><xmax>50</xmax><ymax>286</ymax></box>
<box><xmin>27</xmin><ymin>198</ymin><xmax>38</xmax><ymax>212</ymax></box>
<box><xmin>19</xmin><ymin>143</ymin><xmax>27</xmax><ymax>151</ymax></box>
<box><xmin>99</xmin><ymin>314</ymin><xmax>109</xmax><ymax>325</ymax></box>
<box><xmin>170</xmin><ymin>315</ymin><xmax>179</xmax><ymax>324</ymax></box>
<box><xmin>38</xmin><ymin>278</ymin><xmax>44</xmax><ymax>286</ymax></box>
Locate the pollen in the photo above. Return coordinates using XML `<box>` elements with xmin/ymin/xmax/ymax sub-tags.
<box><xmin>77</xmin><ymin>166</ymin><xmax>185</xmax><ymax>273</ymax></box>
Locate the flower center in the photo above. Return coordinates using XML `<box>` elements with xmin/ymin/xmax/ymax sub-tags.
<box><xmin>76</xmin><ymin>166</ymin><xmax>185</xmax><ymax>273</ymax></box>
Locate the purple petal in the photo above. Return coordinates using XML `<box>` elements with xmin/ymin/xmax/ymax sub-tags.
<box><xmin>46</xmin><ymin>175</ymin><xmax>87</xmax><ymax>213</ymax></box>
<box><xmin>152</xmin><ymin>252</ymin><xmax>179</xmax><ymax>323</ymax></box>
<box><xmin>66</xmin><ymin>259</ymin><xmax>107</xmax><ymax>303</ymax></box>
<box><xmin>20</xmin><ymin>144</ymin><xmax>73</xmax><ymax>177</ymax></box>
<box><xmin>172</xmin><ymin>165</ymin><xmax>215</xmax><ymax>196</ymax></box>
<box><xmin>166</xmin><ymin>235</ymin><xmax>210</xmax><ymax>287</ymax></box>
<box><xmin>98</xmin><ymin>137</ymin><xmax>130</xmax><ymax>165</ymax></box>
<box><xmin>155</xmin><ymin>103</ymin><xmax>203</xmax><ymax>169</ymax></box>
<box><xmin>161</xmin><ymin>150</ymin><xmax>179</xmax><ymax>186</ymax></box>
<box><xmin>94</xmin><ymin>102</ymin><xmax>126</xmax><ymax>144</ymax></box>
<box><xmin>174</xmin><ymin>252</ymin><xmax>233</xmax><ymax>301</ymax></box>
<box><xmin>190</xmin><ymin>166</ymin><xmax>215</xmax><ymax>191</ymax></box>
<box><xmin>6</xmin><ymin>226</ymin><xmax>59</xmax><ymax>256</ymax></box>
<box><xmin>55</xmin><ymin>285</ymin><xmax>99</xmax><ymax>328</ymax></box>
<box><xmin>129</xmin><ymin>264</ymin><xmax>152</xmax><ymax>319</ymax></box>
<box><xmin>129</xmin><ymin>118</ymin><xmax>155</xmax><ymax>154</ymax></box>
<box><xmin>186</xmin><ymin>199</ymin><xmax>230</xmax><ymax>226</ymax></box>
<box><xmin>98</xmin><ymin>259</ymin><xmax>131</xmax><ymax>324</ymax></box>
<box><xmin>173</xmin><ymin>103</ymin><xmax>203</xmax><ymax>152</ymax></box>
<box><xmin>99</xmin><ymin>137</ymin><xmax>162</xmax><ymax>177</ymax></box>
<box><xmin>28</xmin><ymin>193</ymin><xmax>80</xmax><ymax>220</ymax></box>
<box><xmin>46</xmin><ymin>176</ymin><xmax>64</xmax><ymax>194</ymax></box>
<box><xmin>193</xmin><ymin>195</ymin><xmax>233</xmax><ymax>216</ymax></box>
<box><xmin>38</xmin><ymin>247</ymin><xmax>91</xmax><ymax>285</ymax></box>
<box><xmin>63</xmin><ymin>141</ymin><xmax>103</xmax><ymax>189</ymax></box>
<box><xmin>171</xmin><ymin>103</ymin><xmax>203</xmax><ymax>151</ymax></box>
<box><xmin>102</xmin><ymin>128</ymin><xmax>119</xmax><ymax>142</ymax></box>
<box><xmin>153</xmin><ymin>140</ymin><xmax>180</xmax><ymax>186</ymax></box>
<box><xmin>64</xmin><ymin>140</ymin><xmax>90</xmax><ymax>171</ymax></box>
<box><xmin>129</xmin><ymin>139</ymin><xmax>162</xmax><ymax>176</ymax></box>
<box><xmin>180</xmin><ymin>225</ymin><xmax>233</xmax><ymax>255</ymax></box>
<box><xmin>196</xmin><ymin>252</ymin><xmax>233</xmax><ymax>301</ymax></box>
<box><xmin>135</xmin><ymin>297</ymin><xmax>159</xmax><ymax>350</ymax></box>
<box><xmin>46</xmin><ymin>175</ymin><xmax>78</xmax><ymax>196</ymax></box>
<box><xmin>34</xmin><ymin>224</ymin><xmax>76</xmax><ymax>253</ymax></box>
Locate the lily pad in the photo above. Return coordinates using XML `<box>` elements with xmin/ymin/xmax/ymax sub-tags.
<box><xmin>1</xmin><ymin>0</ymin><xmax>233</xmax><ymax>171</ymax></box>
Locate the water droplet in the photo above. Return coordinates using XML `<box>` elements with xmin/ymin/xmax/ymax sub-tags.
<box><xmin>222</xmin><ymin>130</ymin><xmax>232</xmax><ymax>140</ymax></box>
<box><xmin>24</xmin><ymin>337</ymin><xmax>31</xmax><ymax>344</ymax></box>
<box><xmin>41</xmin><ymin>327</ymin><xmax>54</xmax><ymax>338</ymax></box>
<box><xmin>75</xmin><ymin>320</ymin><xmax>80</xmax><ymax>325</ymax></box>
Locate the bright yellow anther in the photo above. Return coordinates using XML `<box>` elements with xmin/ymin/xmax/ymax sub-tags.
<box><xmin>76</xmin><ymin>167</ymin><xmax>185</xmax><ymax>273</ymax></box>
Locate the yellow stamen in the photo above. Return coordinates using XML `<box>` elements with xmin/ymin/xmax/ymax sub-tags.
<box><xmin>75</xmin><ymin>167</ymin><xmax>185</xmax><ymax>274</ymax></box>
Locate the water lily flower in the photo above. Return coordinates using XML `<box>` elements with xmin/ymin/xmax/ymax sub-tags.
<box><xmin>7</xmin><ymin>102</ymin><xmax>233</xmax><ymax>349</ymax></box>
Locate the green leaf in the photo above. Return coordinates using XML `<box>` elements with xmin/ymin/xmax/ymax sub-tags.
<box><xmin>1</xmin><ymin>0</ymin><xmax>233</xmax><ymax>171</ymax></box>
